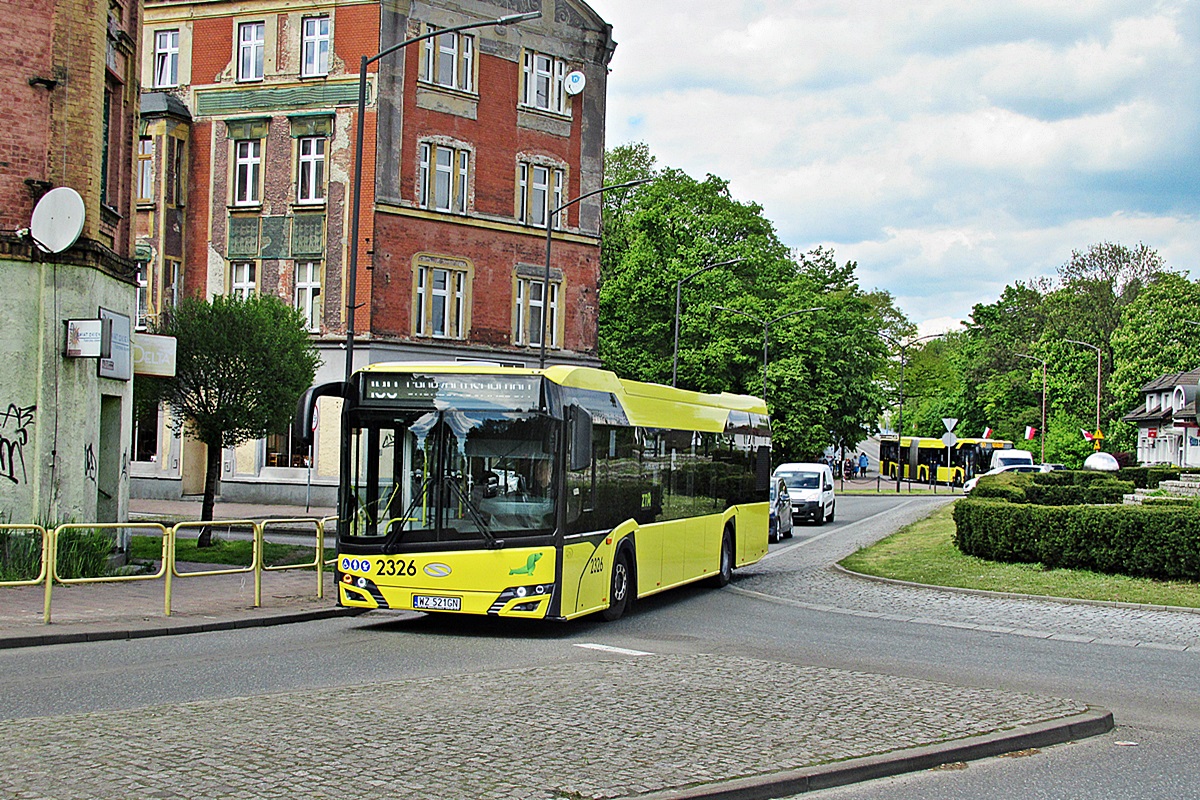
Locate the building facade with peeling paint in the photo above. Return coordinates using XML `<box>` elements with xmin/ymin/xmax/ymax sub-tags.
<box><xmin>0</xmin><ymin>0</ymin><xmax>140</xmax><ymax>524</ymax></box>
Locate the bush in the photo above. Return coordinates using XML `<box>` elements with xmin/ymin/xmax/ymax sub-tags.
<box><xmin>54</xmin><ymin>528</ymin><xmax>115</xmax><ymax>579</ymax></box>
<box><xmin>0</xmin><ymin>528</ymin><xmax>44</xmax><ymax>581</ymax></box>
<box><xmin>1024</xmin><ymin>478</ymin><xmax>1133</xmax><ymax>506</ymax></box>
<box><xmin>953</xmin><ymin>499</ymin><xmax>1200</xmax><ymax>581</ymax></box>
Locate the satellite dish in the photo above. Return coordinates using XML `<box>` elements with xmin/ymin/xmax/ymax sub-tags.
<box><xmin>563</xmin><ymin>70</ymin><xmax>586</xmax><ymax>96</ymax></box>
<box><xmin>30</xmin><ymin>186</ymin><xmax>85</xmax><ymax>254</ymax></box>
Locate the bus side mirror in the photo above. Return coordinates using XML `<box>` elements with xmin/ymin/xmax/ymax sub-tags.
<box><xmin>294</xmin><ymin>381</ymin><xmax>351</xmax><ymax>446</ymax></box>
<box><xmin>567</xmin><ymin>404</ymin><xmax>593</xmax><ymax>471</ymax></box>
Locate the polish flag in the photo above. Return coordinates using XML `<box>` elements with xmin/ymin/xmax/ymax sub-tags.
<box><xmin>982</xmin><ymin>427</ymin><xmax>993</xmax><ymax>439</ymax></box>
<box><xmin>1025</xmin><ymin>426</ymin><xmax>1037</xmax><ymax>440</ymax></box>
<box><xmin>1081</xmin><ymin>429</ymin><xmax>1094</xmax><ymax>442</ymax></box>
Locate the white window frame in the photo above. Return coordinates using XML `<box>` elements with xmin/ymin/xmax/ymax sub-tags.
<box><xmin>238</xmin><ymin>21</ymin><xmax>265</xmax><ymax>81</ymax></box>
<box><xmin>297</xmin><ymin>136</ymin><xmax>326</xmax><ymax>204</ymax></box>
<box><xmin>154</xmin><ymin>29</ymin><xmax>179</xmax><ymax>88</ymax></box>
<box><xmin>137</xmin><ymin>137</ymin><xmax>155</xmax><ymax>202</ymax></box>
<box><xmin>135</xmin><ymin>265</ymin><xmax>150</xmax><ymax>331</ymax></box>
<box><xmin>301</xmin><ymin>16</ymin><xmax>330</xmax><ymax>77</ymax></box>
<box><xmin>414</xmin><ymin>264</ymin><xmax>467</xmax><ymax>339</ymax></box>
<box><xmin>514</xmin><ymin>277</ymin><xmax>559</xmax><ymax>347</ymax></box>
<box><xmin>419</xmin><ymin>25</ymin><xmax>475</xmax><ymax>93</ymax></box>
<box><xmin>295</xmin><ymin>261</ymin><xmax>322</xmax><ymax>331</ymax></box>
<box><xmin>418</xmin><ymin>142</ymin><xmax>469</xmax><ymax>214</ymax></box>
<box><xmin>522</xmin><ymin>50</ymin><xmax>568</xmax><ymax>114</ymax></box>
<box><xmin>233</xmin><ymin>139</ymin><xmax>262</xmax><ymax>205</ymax></box>
<box><xmin>518</xmin><ymin>162</ymin><xmax>564</xmax><ymax>228</ymax></box>
<box><xmin>230</xmin><ymin>261</ymin><xmax>257</xmax><ymax>300</ymax></box>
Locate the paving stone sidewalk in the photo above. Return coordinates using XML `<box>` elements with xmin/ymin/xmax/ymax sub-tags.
<box><xmin>0</xmin><ymin>652</ymin><xmax>1103</xmax><ymax>800</ymax></box>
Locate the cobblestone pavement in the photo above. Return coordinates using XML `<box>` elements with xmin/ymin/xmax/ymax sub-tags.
<box><xmin>738</xmin><ymin>497</ymin><xmax>1200</xmax><ymax>651</ymax></box>
<box><xmin>0</xmin><ymin>652</ymin><xmax>1088</xmax><ymax>800</ymax></box>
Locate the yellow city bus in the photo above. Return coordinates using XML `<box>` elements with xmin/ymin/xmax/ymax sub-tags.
<box><xmin>879</xmin><ymin>435</ymin><xmax>1014</xmax><ymax>485</ymax></box>
<box><xmin>296</xmin><ymin>363</ymin><xmax>771</xmax><ymax>621</ymax></box>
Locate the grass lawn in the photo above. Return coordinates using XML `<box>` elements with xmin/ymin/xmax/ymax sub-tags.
<box><xmin>839</xmin><ymin>502</ymin><xmax>1200</xmax><ymax>609</ymax></box>
<box><xmin>130</xmin><ymin>535</ymin><xmax>334</xmax><ymax>568</ymax></box>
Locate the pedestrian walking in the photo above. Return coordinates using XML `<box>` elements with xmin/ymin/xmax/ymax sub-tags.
<box><xmin>858</xmin><ymin>452</ymin><xmax>869</xmax><ymax>477</ymax></box>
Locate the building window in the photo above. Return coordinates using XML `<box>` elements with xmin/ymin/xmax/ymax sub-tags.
<box><xmin>238</xmin><ymin>21</ymin><xmax>265</xmax><ymax>81</ymax></box>
<box><xmin>100</xmin><ymin>87</ymin><xmax>112</xmax><ymax>208</ymax></box>
<box><xmin>166</xmin><ymin>137</ymin><xmax>184</xmax><ymax>206</ymax></box>
<box><xmin>134</xmin><ymin>402</ymin><xmax>160</xmax><ymax>463</ymax></box>
<box><xmin>419</xmin><ymin>25</ymin><xmax>474</xmax><ymax>93</ymax></box>
<box><xmin>521</xmin><ymin>50</ymin><xmax>567</xmax><ymax>114</ymax></box>
<box><xmin>517</xmin><ymin>162</ymin><xmax>564</xmax><ymax>228</ymax></box>
<box><xmin>295</xmin><ymin>261</ymin><xmax>321</xmax><ymax>331</ymax></box>
<box><xmin>414</xmin><ymin>262</ymin><xmax>468</xmax><ymax>339</ymax></box>
<box><xmin>515</xmin><ymin>277</ymin><xmax>559</xmax><ymax>348</ymax></box>
<box><xmin>266</xmin><ymin>426</ymin><xmax>310</xmax><ymax>468</ymax></box>
<box><xmin>164</xmin><ymin>260</ymin><xmax>181</xmax><ymax>309</ymax></box>
<box><xmin>230</xmin><ymin>261</ymin><xmax>257</xmax><ymax>300</ymax></box>
<box><xmin>233</xmin><ymin>139</ymin><xmax>262</xmax><ymax>205</ymax></box>
<box><xmin>418</xmin><ymin>142</ymin><xmax>469</xmax><ymax>213</ymax></box>
<box><xmin>154</xmin><ymin>29</ymin><xmax>179</xmax><ymax>87</ymax></box>
<box><xmin>297</xmin><ymin>137</ymin><xmax>326</xmax><ymax>204</ymax></box>
<box><xmin>137</xmin><ymin>138</ymin><xmax>155</xmax><ymax>202</ymax></box>
<box><xmin>301</xmin><ymin>17</ymin><xmax>329</xmax><ymax>77</ymax></box>
<box><xmin>135</xmin><ymin>265</ymin><xmax>149</xmax><ymax>330</ymax></box>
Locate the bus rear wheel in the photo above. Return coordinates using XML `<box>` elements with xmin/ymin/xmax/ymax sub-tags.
<box><xmin>602</xmin><ymin>551</ymin><xmax>632</xmax><ymax>621</ymax></box>
<box><xmin>709</xmin><ymin>528</ymin><xmax>734</xmax><ymax>587</ymax></box>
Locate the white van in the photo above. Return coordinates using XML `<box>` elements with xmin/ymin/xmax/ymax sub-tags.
<box><xmin>990</xmin><ymin>449</ymin><xmax>1035</xmax><ymax>471</ymax></box>
<box><xmin>773</xmin><ymin>462</ymin><xmax>836</xmax><ymax>525</ymax></box>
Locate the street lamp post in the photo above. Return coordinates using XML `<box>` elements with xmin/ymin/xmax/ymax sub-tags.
<box><xmin>1064</xmin><ymin>338</ymin><xmax>1102</xmax><ymax>438</ymax></box>
<box><xmin>343</xmin><ymin>10</ymin><xmax>541</xmax><ymax>384</ymax></box>
<box><xmin>713</xmin><ymin>305</ymin><xmax>825</xmax><ymax>409</ymax></box>
<box><xmin>878</xmin><ymin>332</ymin><xmax>944</xmax><ymax>493</ymax></box>
<box><xmin>1017</xmin><ymin>353</ymin><xmax>1048</xmax><ymax>464</ymax></box>
<box><xmin>539</xmin><ymin>178</ymin><xmax>650</xmax><ymax>368</ymax></box>
<box><xmin>672</xmin><ymin>258</ymin><xmax>744</xmax><ymax>386</ymax></box>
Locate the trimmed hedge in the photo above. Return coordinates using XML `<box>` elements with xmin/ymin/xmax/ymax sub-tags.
<box><xmin>954</xmin><ymin>499</ymin><xmax>1200</xmax><ymax>581</ymax></box>
<box><xmin>970</xmin><ymin>470</ymin><xmax>1132</xmax><ymax>506</ymax></box>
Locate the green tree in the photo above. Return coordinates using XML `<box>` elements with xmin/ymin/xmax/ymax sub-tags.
<box><xmin>146</xmin><ymin>295</ymin><xmax>319</xmax><ymax>535</ymax></box>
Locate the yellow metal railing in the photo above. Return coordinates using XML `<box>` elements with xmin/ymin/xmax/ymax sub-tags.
<box><xmin>1</xmin><ymin>518</ymin><xmax>331</xmax><ymax>624</ymax></box>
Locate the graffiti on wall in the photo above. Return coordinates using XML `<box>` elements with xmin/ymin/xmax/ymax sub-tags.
<box><xmin>0</xmin><ymin>404</ymin><xmax>36</xmax><ymax>486</ymax></box>
<box><xmin>84</xmin><ymin>443</ymin><xmax>97</xmax><ymax>483</ymax></box>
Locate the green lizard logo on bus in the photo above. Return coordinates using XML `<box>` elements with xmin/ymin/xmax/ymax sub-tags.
<box><xmin>509</xmin><ymin>553</ymin><xmax>542</xmax><ymax>576</ymax></box>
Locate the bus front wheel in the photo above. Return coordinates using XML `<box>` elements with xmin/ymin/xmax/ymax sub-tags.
<box><xmin>602</xmin><ymin>551</ymin><xmax>632</xmax><ymax>621</ymax></box>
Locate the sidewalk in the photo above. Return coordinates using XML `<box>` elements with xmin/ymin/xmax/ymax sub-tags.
<box><xmin>0</xmin><ymin>497</ymin><xmax>348</xmax><ymax>648</ymax></box>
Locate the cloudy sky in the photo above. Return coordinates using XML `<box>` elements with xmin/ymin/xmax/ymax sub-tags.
<box><xmin>586</xmin><ymin>0</ymin><xmax>1200</xmax><ymax>334</ymax></box>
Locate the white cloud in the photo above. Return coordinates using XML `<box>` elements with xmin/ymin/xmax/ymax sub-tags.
<box><xmin>589</xmin><ymin>0</ymin><xmax>1200</xmax><ymax>327</ymax></box>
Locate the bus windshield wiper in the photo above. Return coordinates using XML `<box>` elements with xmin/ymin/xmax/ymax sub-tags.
<box><xmin>382</xmin><ymin>475</ymin><xmax>432</xmax><ymax>552</ymax></box>
<box><xmin>445</xmin><ymin>476</ymin><xmax>500</xmax><ymax>548</ymax></box>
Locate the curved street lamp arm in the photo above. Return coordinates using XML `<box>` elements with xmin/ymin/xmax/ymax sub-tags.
<box><xmin>673</xmin><ymin>258</ymin><xmax>746</xmax><ymax>386</ymax></box>
<box><xmin>368</xmin><ymin>11</ymin><xmax>541</xmax><ymax>66</ymax></box>
<box><xmin>539</xmin><ymin>177</ymin><xmax>652</xmax><ymax>368</ymax></box>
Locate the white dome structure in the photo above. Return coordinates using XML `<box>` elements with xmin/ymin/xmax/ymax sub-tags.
<box><xmin>1083</xmin><ymin>452</ymin><xmax>1120</xmax><ymax>471</ymax></box>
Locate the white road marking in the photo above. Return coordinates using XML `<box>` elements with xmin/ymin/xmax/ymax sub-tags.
<box><xmin>575</xmin><ymin>643</ymin><xmax>654</xmax><ymax>656</ymax></box>
<box><xmin>762</xmin><ymin>498</ymin><xmax>922</xmax><ymax>560</ymax></box>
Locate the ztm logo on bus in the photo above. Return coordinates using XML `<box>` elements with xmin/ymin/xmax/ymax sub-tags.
<box><xmin>424</xmin><ymin>563</ymin><xmax>452</xmax><ymax>577</ymax></box>
<box><xmin>342</xmin><ymin>558</ymin><xmax>371</xmax><ymax>573</ymax></box>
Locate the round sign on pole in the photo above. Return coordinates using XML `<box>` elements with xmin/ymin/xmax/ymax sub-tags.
<box><xmin>941</xmin><ymin>432</ymin><xmax>958</xmax><ymax>447</ymax></box>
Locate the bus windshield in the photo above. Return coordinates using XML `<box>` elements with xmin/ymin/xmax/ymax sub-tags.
<box><xmin>346</xmin><ymin>408</ymin><xmax>557</xmax><ymax>546</ymax></box>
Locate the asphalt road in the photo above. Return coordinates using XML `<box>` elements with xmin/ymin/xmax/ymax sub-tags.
<box><xmin>1</xmin><ymin>493</ymin><xmax>1196</xmax><ymax>799</ymax></box>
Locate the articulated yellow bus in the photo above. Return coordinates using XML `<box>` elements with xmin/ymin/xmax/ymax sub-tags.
<box><xmin>878</xmin><ymin>435</ymin><xmax>1015</xmax><ymax>485</ymax></box>
<box><xmin>296</xmin><ymin>363</ymin><xmax>771</xmax><ymax>621</ymax></box>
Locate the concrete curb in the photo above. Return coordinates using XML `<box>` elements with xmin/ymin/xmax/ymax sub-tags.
<box><xmin>627</xmin><ymin>707</ymin><xmax>1114</xmax><ymax>800</ymax></box>
<box><xmin>0</xmin><ymin>606</ymin><xmax>364</xmax><ymax>650</ymax></box>
<box><xmin>832</xmin><ymin>563</ymin><xmax>1200</xmax><ymax>615</ymax></box>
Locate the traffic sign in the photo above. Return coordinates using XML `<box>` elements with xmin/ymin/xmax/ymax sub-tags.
<box><xmin>942</xmin><ymin>417</ymin><xmax>958</xmax><ymax>433</ymax></box>
<box><xmin>941</xmin><ymin>432</ymin><xmax>958</xmax><ymax>447</ymax></box>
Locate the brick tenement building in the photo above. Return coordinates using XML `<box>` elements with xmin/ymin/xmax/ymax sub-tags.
<box><xmin>132</xmin><ymin>0</ymin><xmax>614</xmax><ymax>506</ymax></box>
<box><xmin>0</xmin><ymin>0</ymin><xmax>141</xmax><ymax>524</ymax></box>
